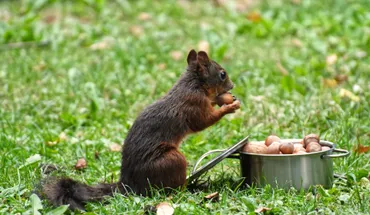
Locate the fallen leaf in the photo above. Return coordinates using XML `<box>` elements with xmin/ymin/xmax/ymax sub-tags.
<box><xmin>156</xmin><ymin>202</ymin><xmax>174</xmax><ymax>215</ymax></box>
<box><xmin>47</xmin><ymin>141</ymin><xmax>58</xmax><ymax>146</ymax></box>
<box><xmin>59</xmin><ymin>132</ymin><xmax>67</xmax><ymax>141</ymax></box>
<box><xmin>94</xmin><ymin>151</ymin><xmax>100</xmax><ymax>160</ymax></box>
<box><xmin>138</xmin><ymin>12</ymin><xmax>151</xmax><ymax>21</ymax></box>
<box><xmin>334</xmin><ymin>74</ymin><xmax>348</xmax><ymax>84</ymax></box>
<box><xmin>90</xmin><ymin>37</ymin><xmax>114</xmax><ymax>51</ymax></box>
<box><xmin>353</xmin><ymin>144</ymin><xmax>370</xmax><ymax>154</ymax></box>
<box><xmin>276</xmin><ymin>61</ymin><xmax>288</xmax><ymax>75</ymax></box>
<box><xmin>204</xmin><ymin>192</ymin><xmax>219</xmax><ymax>202</ymax></box>
<box><xmin>32</xmin><ymin>61</ymin><xmax>46</xmax><ymax>71</ymax></box>
<box><xmin>198</xmin><ymin>40</ymin><xmax>210</xmax><ymax>53</ymax></box>
<box><xmin>129</xmin><ymin>25</ymin><xmax>144</xmax><ymax>36</ymax></box>
<box><xmin>90</xmin><ymin>41</ymin><xmax>110</xmax><ymax>50</ymax></box>
<box><xmin>326</xmin><ymin>54</ymin><xmax>338</xmax><ymax>66</ymax></box>
<box><xmin>339</xmin><ymin>88</ymin><xmax>360</xmax><ymax>102</ymax></box>
<box><xmin>291</xmin><ymin>38</ymin><xmax>303</xmax><ymax>48</ymax></box>
<box><xmin>246</xmin><ymin>11</ymin><xmax>261</xmax><ymax>23</ymax></box>
<box><xmin>75</xmin><ymin>158</ymin><xmax>87</xmax><ymax>170</ymax></box>
<box><xmin>157</xmin><ymin>63</ymin><xmax>167</xmax><ymax>70</ymax></box>
<box><xmin>322</xmin><ymin>79</ymin><xmax>338</xmax><ymax>88</ymax></box>
<box><xmin>43</xmin><ymin>14</ymin><xmax>57</xmax><ymax>24</ymax></box>
<box><xmin>170</xmin><ymin>51</ymin><xmax>183</xmax><ymax>61</ymax></box>
<box><xmin>255</xmin><ymin>207</ymin><xmax>271</xmax><ymax>213</ymax></box>
<box><xmin>109</xmin><ymin>143</ymin><xmax>122</xmax><ymax>152</ymax></box>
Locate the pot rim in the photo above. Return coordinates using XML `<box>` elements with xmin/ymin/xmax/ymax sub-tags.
<box><xmin>239</xmin><ymin>139</ymin><xmax>335</xmax><ymax>157</ymax></box>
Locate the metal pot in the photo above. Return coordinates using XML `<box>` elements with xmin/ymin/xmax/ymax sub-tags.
<box><xmin>187</xmin><ymin>137</ymin><xmax>349</xmax><ymax>190</ymax></box>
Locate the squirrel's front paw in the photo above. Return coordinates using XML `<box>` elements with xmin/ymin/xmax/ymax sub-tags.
<box><xmin>221</xmin><ymin>100</ymin><xmax>240</xmax><ymax>114</ymax></box>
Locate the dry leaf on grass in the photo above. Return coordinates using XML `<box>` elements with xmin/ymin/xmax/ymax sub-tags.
<box><xmin>255</xmin><ymin>206</ymin><xmax>272</xmax><ymax>213</ymax></box>
<box><xmin>353</xmin><ymin>144</ymin><xmax>370</xmax><ymax>154</ymax></box>
<box><xmin>157</xmin><ymin>63</ymin><xmax>167</xmax><ymax>70</ymax></box>
<box><xmin>170</xmin><ymin>51</ymin><xmax>183</xmax><ymax>61</ymax></box>
<box><xmin>94</xmin><ymin>151</ymin><xmax>100</xmax><ymax>160</ymax></box>
<box><xmin>130</xmin><ymin>25</ymin><xmax>144</xmax><ymax>36</ymax></box>
<box><xmin>334</xmin><ymin>74</ymin><xmax>348</xmax><ymax>84</ymax></box>
<box><xmin>75</xmin><ymin>158</ymin><xmax>87</xmax><ymax>170</ymax></box>
<box><xmin>90</xmin><ymin>37</ymin><xmax>114</xmax><ymax>51</ymax></box>
<box><xmin>46</xmin><ymin>141</ymin><xmax>58</xmax><ymax>146</ymax></box>
<box><xmin>156</xmin><ymin>202</ymin><xmax>174</xmax><ymax>215</ymax></box>
<box><xmin>204</xmin><ymin>192</ymin><xmax>219</xmax><ymax>202</ymax></box>
<box><xmin>59</xmin><ymin>132</ymin><xmax>67</xmax><ymax>141</ymax></box>
<box><xmin>326</xmin><ymin>54</ymin><xmax>338</xmax><ymax>66</ymax></box>
<box><xmin>292</xmin><ymin>38</ymin><xmax>303</xmax><ymax>48</ymax></box>
<box><xmin>246</xmin><ymin>11</ymin><xmax>261</xmax><ymax>23</ymax></box>
<box><xmin>138</xmin><ymin>12</ymin><xmax>151</xmax><ymax>21</ymax></box>
<box><xmin>276</xmin><ymin>61</ymin><xmax>288</xmax><ymax>75</ymax></box>
<box><xmin>109</xmin><ymin>143</ymin><xmax>122</xmax><ymax>152</ymax></box>
<box><xmin>339</xmin><ymin>88</ymin><xmax>360</xmax><ymax>102</ymax></box>
<box><xmin>322</xmin><ymin>79</ymin><xmax>338</xmax><ymax>88</ymax></box>
<box><xmin>198</xmin><ymin>40</ymin><xmax>210</xmax><ymax>53</ymax></box>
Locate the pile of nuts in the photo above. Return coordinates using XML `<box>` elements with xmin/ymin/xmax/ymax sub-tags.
<box><xmin>242</xmin><ymin>134</ymin><xmax>331</xmax><ymax>155</ymax></box>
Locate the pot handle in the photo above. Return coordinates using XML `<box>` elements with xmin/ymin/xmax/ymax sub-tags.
<box><xmin>191</xmin><ymin>149</ymin><xmax>226</xmax><ymax>175</ymax></box>
<box><xmin>321</xmin><ymin>148</ymin><xmax>350</xmax><ymax>159</ymax></box>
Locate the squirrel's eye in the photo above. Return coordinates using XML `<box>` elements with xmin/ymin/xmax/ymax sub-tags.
<box><xmin>220</xmin><ymin>71</ymin><xmax>226</xmax><ymax>81</ymax></box>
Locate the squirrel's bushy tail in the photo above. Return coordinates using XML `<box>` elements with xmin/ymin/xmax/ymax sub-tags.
<box><xmin>40</xmin><ymin>177</ymin><xmax>121</xmax><ymax>210</ymax></box>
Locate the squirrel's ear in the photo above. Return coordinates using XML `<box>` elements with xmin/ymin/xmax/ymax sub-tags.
<box><xmin>197</xmin><ymin>51</ymin><xmax>210</xmax><ymax>66</ymax></box>
<box><xmin>187</xmin><ymin>49</ymin><xmax>197</xmax><ymax>65</ymax></box>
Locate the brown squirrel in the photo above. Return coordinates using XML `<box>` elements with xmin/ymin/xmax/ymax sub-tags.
<box><xmin>40</xmin><ymin>50</ymin><xmax>240</xmax><ymax>210</ymax></box>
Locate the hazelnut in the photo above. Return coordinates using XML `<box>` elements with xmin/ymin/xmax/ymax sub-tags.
<box><xmin>279</xmin><ymin>142</ymin><xmax>294</xmax><ymax>154</ymax></box>
<box><xmin>306</xmin><ymin>142</ymin><xmax>322</xmax><ymax>153</ymax></box>
<box><xmin>216</xmin><ymin>92</ymin><xmax>235</xmax><ymax>106</ymax></box>
<box><xmin>293</xmin><ymin>144</ymin><xmax>305</xmax><ymax>153</ymax></box>
<box><xmin>265</xmin><ymin>135</ymin><xmax>281</xmax><ymax>147</ymax></box>
<box><xmin>322</xmin><ymin>146</ymin><xmax>331</xmax><ymax>151</ymax></box>
<box><xmin>242</xmin><ymin>142</ymin><xmax>268</xmax><ymax>154</ymax></box>
<box><xmin>294</xmin><ymin>151</ymin><xmax>307</xmax><ymax>155</ymax></box>
<box><xmin>266</xmin><ymin>141</ymin><xmax>281</xmax><ymax>154</ymax></box>
<box><xmin>303</xmin><ymin>134</ymin><xmax>320</xmax><ymax>148</ymax></box>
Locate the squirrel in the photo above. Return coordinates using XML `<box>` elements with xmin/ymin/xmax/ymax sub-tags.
<box><xmin>40</xmin><ymin>50</ymin><xmax>241</xmax><ymax>210</ymax></box>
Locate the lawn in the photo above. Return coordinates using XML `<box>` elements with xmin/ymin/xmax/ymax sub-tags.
<box><xmin>0</xmin><ymin>0</ymin><xmax>369</xmax><ymax>214</ymax></box>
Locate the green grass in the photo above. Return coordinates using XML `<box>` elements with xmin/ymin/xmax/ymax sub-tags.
<box><xmin>1</xmin><ymin>0</ymin><xmax>370</xmax><ymax>214</ymax></box>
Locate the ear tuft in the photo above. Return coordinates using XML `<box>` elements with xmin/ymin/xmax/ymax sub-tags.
<box><xmin>197</xmin><ymin>51</ymin><xmax>210</xmax><ymax>66</ymax></box>
<box><xmin>187</xmin><ymin>49</ymin><xmax>197</xmax><ymax>65</ymax></box>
